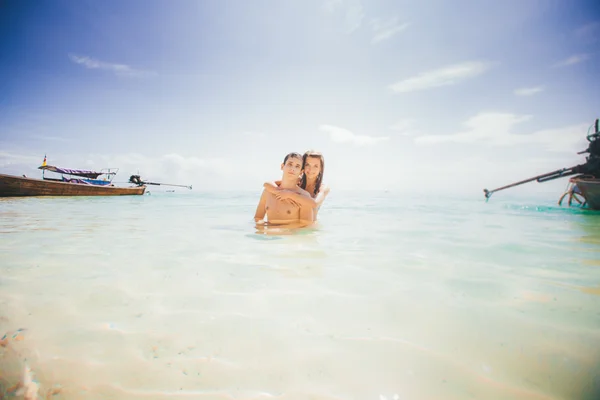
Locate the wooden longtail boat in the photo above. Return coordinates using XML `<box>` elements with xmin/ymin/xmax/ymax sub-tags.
<box><xmin>0</xmin><ymin>164</ymin><xmax>146</xmax><ymax>197</ymax></box>
<box><xmin>484</xmin><ymin>118</ymin><xmax>600</xmax><ymax>210</ymax></box>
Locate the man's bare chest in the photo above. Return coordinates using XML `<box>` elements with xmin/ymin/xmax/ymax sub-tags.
<box><xmin>265</xmin><ymin>193</ymin><xmax>299</xmax><ymax>219</ymax></box>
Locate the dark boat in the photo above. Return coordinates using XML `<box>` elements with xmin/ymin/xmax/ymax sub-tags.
<box><xmin>484</xmin><ymin>118</ymin><xmax>600</xmax><ymax>210</ymax></box>
<box><xmin>568</xmin><ymin>176</ymin><xmax>600</xmax><ymax>209</ymax></box>
<box><xmin>0</xmin><ymin>164</ymin><xmax>146</xmax><ymax>197</ymax></box>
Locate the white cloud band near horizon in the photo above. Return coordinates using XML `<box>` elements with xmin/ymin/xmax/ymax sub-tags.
<box><xmin>389</xmin><ymin>119</ymin><xmax>419</xmax><ymax>136</ymax></box>
<box><xmin>414</xmin><ymin>112</ymin><xmax>590</xmax><ymax>153</ymax></box>
<box><xmin>319</xmin><ymin>124</ymin><xmax>389</xmax><ymax>145</ymax></box>
<box><xmin>389</xmin><ymin>61</ymin><xmax>490</xmax><ymax>93</ymax></box>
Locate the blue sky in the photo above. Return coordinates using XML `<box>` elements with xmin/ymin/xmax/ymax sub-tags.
<box><xmin>1</xmin><ymin>0</ymin><xmax>599</xmax><ymax>196</ymax></box>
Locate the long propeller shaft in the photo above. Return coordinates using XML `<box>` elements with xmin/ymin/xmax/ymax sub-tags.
<box><xmin>483</xmin><ymin>165</ymin><xmax>583</xmax><ymax>199</ymax></box>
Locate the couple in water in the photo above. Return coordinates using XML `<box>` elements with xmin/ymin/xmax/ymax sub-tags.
<box><xmin>254</xmin><ymin>150</ymin><xmax>330</xmax><ymax>229</ymax></box>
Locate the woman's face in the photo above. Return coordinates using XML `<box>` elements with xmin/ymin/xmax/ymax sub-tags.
<box><xmin>303</xmin><ymin>156</ymin><xmax>322</xmax><ymax>180</ymax></box>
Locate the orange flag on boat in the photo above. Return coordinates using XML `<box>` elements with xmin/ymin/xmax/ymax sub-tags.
<box><xmin>42</xmin><ymin>154</ymin><xmax>47</xmax><ymax>166</ymax></box>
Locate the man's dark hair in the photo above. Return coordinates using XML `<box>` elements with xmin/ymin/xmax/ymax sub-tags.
<box><xmin>283</xmin><ymin>152</ymin><xmax>303</xmax><ymax>163</ymax></box>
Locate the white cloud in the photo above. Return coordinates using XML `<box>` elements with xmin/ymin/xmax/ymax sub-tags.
<box><xmin>322</xmin><ymin>0</ymin><xmax>343</xmax><ymax>13</ymax></box>
<box><xmin>94</xmin><ymin>153</ymin><xmax>232</xmax><ymax>183</ymax></box>
<box><xmin>323</xmin><ymin>0</ymin><xmax>364</xmax><ymax>33</ymax></box>
<box><xmin>319</xmin><ymin>124</ymin><xmax>389</xmax><ymax>145</ymax></box>
<box><xmin>343</xmin><ymin>0</ymin><xmax>364</xmax><ymax>33</ymax></box>
<box><xmin>0</xmin><ymin>151</ymin><xmax>43</xmax><ymax>168</ymax></box>
<box><xmin>241</xmin><ymin>131</ymin><xmax>267</xmax><ymax>139</ymax></box>
<box><xmin>370</xmin><ymin>17</ymin><xmax>409</xmax><ymax>44</ymax></box>
<box><xmin>553</xmin><ymin>54</ymin><xmax>590</xmax><ymax>67</ymax></box>
<box><xmin>389</xmin><ymin>119</ymin><xmax>418</xmax><ymax>136</ymax></box>
<box><xmin>159</xmin><ymin>153</ymin><xmax>233</xmax><ymax>182</ymax></box>
<box><xmin>514</xmin><ymin>86</ymin><xmax>544</xmax><ymax>96</ymax></box>
<box><xmin>68</xmin><ymin>54</ymin><xmax>156</xmax><ymax>78</ymax></box>
<box><xmin>389</xmin><ymin>61</ymin><xmax>490</xmax><ymax>93</ymax></box>
<box><xmin>414</xmin><ymin>112</ymin><xmax>590</xmax><ymax>153</ymax></box>
<box><xmin>411</xmin><ymin>152</ymin><xmax>581</xmax><ymax>198</ymax></box>
<box><xmin>30</xmin><ymin>134</ymin><xmax>69</xmax><ymax>142</ymax></box>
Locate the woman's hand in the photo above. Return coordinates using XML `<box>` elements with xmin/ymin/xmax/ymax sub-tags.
<box><xmin>275</xmin><ymin>190</ymin><xmax>301</xmax><ymax>207</ymax></box>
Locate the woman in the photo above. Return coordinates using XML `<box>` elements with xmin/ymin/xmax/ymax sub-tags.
<box><xmin>262</xmin><ymin>150</ymin><xmax>330</xmax><ymax>221</ymax></box>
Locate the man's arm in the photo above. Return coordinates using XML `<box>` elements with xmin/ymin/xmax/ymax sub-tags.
<box><xmin>297</xmin><ymin>187</ymin><xmax>314</xmax><ymax>225</ymax></box>
<box><xmin>254</xmin><ymin>189</ymin><xmax>268</xmax><ymax>222</ymax></box>
<box><xmin>298</xmin><ymin>203</ymin><xmax>314</xmax><ymax>227</ymax></box>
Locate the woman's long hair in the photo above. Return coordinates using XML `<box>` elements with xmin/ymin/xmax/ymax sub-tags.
<box><xmin>300</xmin><ymin>151</ymin><xmax>324</xmax><ymax>197</ymax></box>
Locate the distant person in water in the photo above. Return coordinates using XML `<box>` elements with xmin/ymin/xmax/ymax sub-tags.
<box><xmin>254</xmin><ymin>152</ymin><xmax>314</xmax><ymax>228</ymax></box>
<box><xmin>262</xmin><ymin>150</ymin><xmax>330</xmax><ymax>221</ymax></box>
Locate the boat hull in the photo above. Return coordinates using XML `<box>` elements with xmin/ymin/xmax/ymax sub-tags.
<box><xmin>572</xmin><ymin>177</ymin><xmax>600</xmax><ymax>210</ymax></box>
<box><xmin>0</xmin><ymin>174</ymin><xmax>146</xmax><ymax>197</ymax></box>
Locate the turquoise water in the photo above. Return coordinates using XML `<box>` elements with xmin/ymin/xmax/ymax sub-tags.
<box><xmin>1</xmin><ymin>191</ymin><xmax>600</xmax><ymax>399</ymax></box>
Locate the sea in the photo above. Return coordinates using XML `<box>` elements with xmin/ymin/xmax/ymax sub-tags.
<box><xmin>1</xmin><ymin>190</ymin><xmax>599</xmax><ymax>400</ymax></box>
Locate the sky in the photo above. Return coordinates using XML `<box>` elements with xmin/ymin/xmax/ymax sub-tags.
<box><xmin>1</xmin><ymin>0</ymin><xmax>599</xmax><ymax>198</ymax></box>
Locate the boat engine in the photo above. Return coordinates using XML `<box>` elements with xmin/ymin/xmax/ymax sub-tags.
<box><xmin>579</xmin><ymin>118</ymin><xmax>600</xmax><ymax>177</ymax></box>
<box><xmin>129</xmin><ymin>174</ymin><xmax>144</xmax><ymax>185</ymax></box>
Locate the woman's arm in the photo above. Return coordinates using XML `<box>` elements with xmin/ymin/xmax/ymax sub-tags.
<box><xmin>263</xmin><ymin>181</ymin><xmax>330</xmax><ymax>209</ymax></box>
<box><xmin>263</xmin><ymin>181</ymin><xmax>315</xmax><ymax>207</ymax></box>
<box><xmin>275</xmin><ymin>189</ymin><xmax>317</xmax><ymax>208</ymax></box>
<box><xmin>313</xmin><ymin>184</ymin><xmax>331</xmax><ymax>208</ymax></box>
<box><xmin>274</xmin><ymin>184</ymin><xmax>330</xmax><ymax>209</ymax></box>
<box><xmin>263</xmin><ymin>181</ymin><xmax>282</xmax><ymax>195</ymax></box>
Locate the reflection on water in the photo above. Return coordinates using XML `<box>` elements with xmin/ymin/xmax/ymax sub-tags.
<box><xmin>1</xmin><ymin>192</ymin><xmax>600</xmax><ymax>399</ymax></box>
<box><xmin>571</xmin><ymin>211</ymin><xmax>600</xmax><ymax>246</ymax></box>
<box><xmin>579</xmin><ymin>285</ymin><xmax>600</xmax><ymax>296</ymax></box>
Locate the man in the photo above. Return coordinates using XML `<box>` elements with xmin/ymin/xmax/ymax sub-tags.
<box><xmin>254</xmin><ymin>152</ymin><xmax>314</xmax><ymax>228</ymax></box>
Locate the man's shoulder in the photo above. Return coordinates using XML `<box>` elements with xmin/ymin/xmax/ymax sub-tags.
<box><xmin>294</xmin><ymin>186</ymin><xmax>311</xmax><ymax>196</ymax></box>
<box><xmin>262</xmin><ymin>188</ymin><xmax>276</xmax><ymax>198</ymax></box>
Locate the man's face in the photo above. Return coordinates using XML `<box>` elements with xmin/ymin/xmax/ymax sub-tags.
<box><xmin>281</xmin><ymin>156</ymin><xmax>303</xmax><ymax>179</ymax></box>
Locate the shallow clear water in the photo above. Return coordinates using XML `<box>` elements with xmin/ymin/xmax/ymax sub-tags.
<box><xmin>1</xmin><ymin>191</ymin><xmax>600</xmax><ymax>399</ymax></box>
